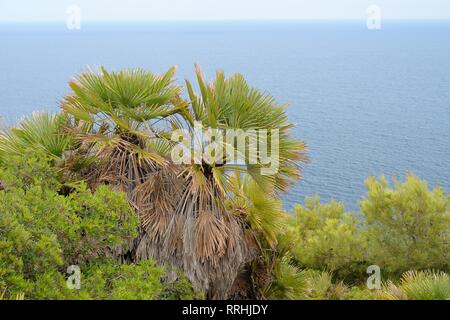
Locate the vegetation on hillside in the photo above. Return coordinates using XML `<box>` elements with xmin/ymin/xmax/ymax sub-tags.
<box><xmin>278</xmin><ymin>175</ymin><xmax>449</xmax><ymax>299</ymax></box>
<box><xmin>0</xmin><ymin>66</ymin><xmax>448</xmax><ymax>300</ymax></box>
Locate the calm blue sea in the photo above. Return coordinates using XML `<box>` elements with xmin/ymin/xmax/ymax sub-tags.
<box><xmin>1</xmin><ymin>21</ymin><xmax>449</xmax><ymax>211</ymax></box>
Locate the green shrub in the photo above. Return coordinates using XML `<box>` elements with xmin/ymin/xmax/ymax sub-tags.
<box><xmin>0</xmin><ymin>154</ymin><xmax>201</xmax><ymax>300</ymax></box>
<box><xmin>78</xmin><ymin>259</ymin><xmax>165</xmax><ymax>300</ymax></box>
<box><xmin>341</xmin><ymin>286</ymin><xmax>378</xmax><ymax>300</ymax></box>
<box><xmin>16</xmin><ymin>259</ymin><xmax>172</xmax><ymax>300</ymax></box>
<box><xmin>362</xmin><ymin>175</ymin><xmax>450</xmax><ymax>275</ymax></box>
<box><xmin>288</xmin><ymin>196</ymin><xmax>365</xmax><ymax>279</ymax></box>
<box><xmin>158</xmin><ymin>269</ymin><xmax>205</xmax><ymax>300</ymax></box>
<box><xmin>287</xmin><ymin>175</ymin><xmax>449</xmax><ymax>285</ymax></box>
<box><xmin>0</xmin><ymin>155</ymin><xmax>137</xmax><ymax>298</ymax></box>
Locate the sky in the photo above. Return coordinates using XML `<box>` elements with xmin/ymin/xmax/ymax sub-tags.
<box><xmin>0</xmin><ymin>0</ymin><xmax>449</xmax><ymax>22</ymax></box>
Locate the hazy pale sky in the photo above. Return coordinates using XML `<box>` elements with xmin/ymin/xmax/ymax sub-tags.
<box><xmin>0</xmin><ymin>0</ymin><xmax>449</xmax><ymax>21</ymax></box>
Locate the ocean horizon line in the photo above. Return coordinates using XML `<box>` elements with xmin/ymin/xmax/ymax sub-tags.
<box><xmin>1</xmin><ymin>18</ymin><xmax>450</xmax><ymax>24</ymax></box>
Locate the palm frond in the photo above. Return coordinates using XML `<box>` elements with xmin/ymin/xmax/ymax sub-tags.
<box><xmin>380</xmin><ymin>270</ymin><xmax>450</xmax><ymax>300</ymax></box>
<box><xmin>0</xmin><ymin>112</ymin><xmax>75</xmax><ymax>163</ymax></box>
<box><xmin>184</xmin><ymin>65</ymin><xmax>308</xmax><ymax>195</ymax></box>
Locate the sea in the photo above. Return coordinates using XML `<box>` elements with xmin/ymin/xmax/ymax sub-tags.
<box><xmin>1</xmin><ymin>20</ymin><xmax>449</xmax><ymax>211</ymax></box>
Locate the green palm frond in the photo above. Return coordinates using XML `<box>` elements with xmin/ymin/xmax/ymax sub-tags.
<box><xmin>265</xmin><ymin>255</ymin><xmax>308</xmax><ymax>300</ymax></box>
<box><xmin>184</xmin><ymin>65</ymin><xmax>308</xmax><ymax>194</ymax></box>
<box><xmin>0</xmin><ymin>112</ymin><xmax>75</xmax><ymax>163</ymax></box>
<box><xmin>61</xmin><ymin>66</ymin><xmax>184</xmax><ymax>192</ymax></box>
<box><xmin>303</xmin><ymin>269</ymin><xmax>334</xmax><ymax>299</ymax></box>
<box><xmin>63</xmin><ymin>66</ymin><xmax>185</xmax><ymax>127</ymax></box>
<box><xmin>227</xmin><ymin>174</ymin><xmax>288</xmax><ymax>247</ymax></box>
<box><xmin>381</xmin><ymin>270</ymin><xmax>450</xmax><ymax>300</ymax></box>
<box><xmin>168</xmin><ymin>66</ymin><xmax>308</xmax><ymax>298</ymax></box>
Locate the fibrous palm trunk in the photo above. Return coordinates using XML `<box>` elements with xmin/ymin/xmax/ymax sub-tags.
<box><xmin>87</xmin><ymin>137</ymin><xmax>256</xmax><ymax>299</ymax></box>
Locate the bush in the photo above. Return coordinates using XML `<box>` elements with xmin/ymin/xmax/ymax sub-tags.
<box><xmin>0</xmin><ymin>154</ymin><xmax>139</xmax><ymax>299</ymax></box>
<box><xmin>288</xmin><ymin>196</ymin><xmax>365</xmax><ymax>279</ymax></box>
<box><xmin>158</xmin><ymin>269</ymin><xmax>205</xmax><ymax>300</ymax></box>
<box><xmin>76</xmin><ymin>259</ymin><xmax>166</xmax><ymax>300</ymax></box>
<box><xmin>0</xmin><ymin>154</ymin><xmax>201</xmax><ymax>300</ymax></box>
<box><xmin>362</xmin><ymin>175</ymin><xmax>450</xmax><ymax>275</ymax></box>
<box><xmin>341</xmin><ymin>286</ymin><xmax>378</xmax><ymax>300</ymax></box>
<box><xmin>287</xmin><ymin>175</ymin><xmax>449</xmax><ymax>284</ymax></box>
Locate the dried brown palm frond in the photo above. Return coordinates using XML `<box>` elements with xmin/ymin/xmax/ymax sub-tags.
<box><xmin>76</xmin><ymin>130</ymin><xmax>170</xmax><ymax>191</ymax></box>
<box><xmin>133</xmin><ymin>172</ymin><xmax>255</xmax><ymax>299</ymax></box>
<box><xmin>194</xmin><ymin>210</ymin><xmax>228</xmax><ymax>259</ymax></box>
<box><xmin>132</xmin><ymin>168</ymin><xmax>181</xmax><ymax>241</ymax></box>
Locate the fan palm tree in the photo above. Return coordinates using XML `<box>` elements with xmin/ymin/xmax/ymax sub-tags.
<box><xmin>61</xmin><ymin>65</ymin><xmax>307</xmax><ymax>299</ymax></box>
<box><xmin>140</xmin><ymin>66</ymin><xmax>307</xmax><ymax>298</ymax></box>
